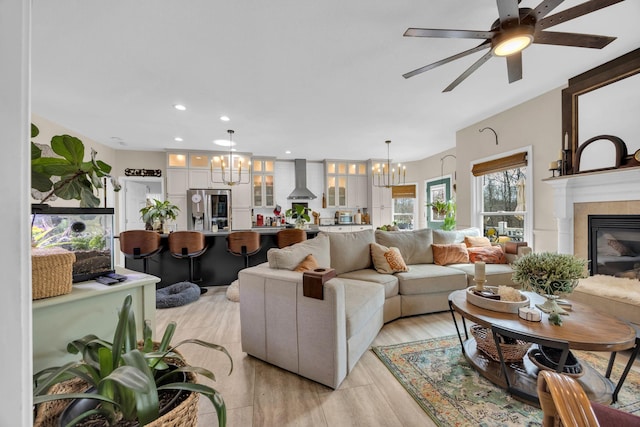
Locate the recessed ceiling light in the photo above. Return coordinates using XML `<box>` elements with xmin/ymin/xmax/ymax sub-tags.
<box><xmin>285</xmin><ymin>150</ymin><xmax>291</xmax><ymax>154</ymax></box>
<box><xmin>220</xmin><ymin>115</ymin><xmax>230</xmax><ymax>122</ymax></box>
<box><xmin>173</xmin><ymin>104</ymin><xmax>186</xmax><ymax>111</ymax></box>
<box><xmin>174</xmin><ymin>137</ymin><xmax>183</xmax><ymax>142</ymax></box>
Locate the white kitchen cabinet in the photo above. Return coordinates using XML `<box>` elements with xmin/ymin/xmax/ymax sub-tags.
<box><xmin>351</xmin><ymin>224</ymin><xmax>373</xmax><ymax>232</ymax></box>
<box><xmin>326</xmin><ymin>161</ymin><xmax>367</xmax><ymax>209</ymax></box>
<box><xmin>166</xmin><ymin>169</ymin><xmax>188</xmax><ymax>195</ymax></box>
<box><xmin>167</xmin><ymin>194</ymin><xmax>188</xmax><ymax>231</ymax></box>
<box><xmin>347</xmin><ymin>175</ymin><xmax>368</xmax><ymax>209</ymax></box>
<box><xmin>231</xmin><ymin>173</ymin><xmax>252</xmax><ymax>208</ymax></box>
<box><xmin>232</xmin><ymin>207</ymin><xmax>253</xmax><ymax>230</ymax></box>
<box><xmin>370</xmin><ymin>205</ymin><xmax>392</xmax><ymax>229</ymax></box>
<box><xmin>252</xmin><ymin>158</ymin><xmax>276</xmax><ymax>208</ymax></box>
<box><xmin>318</xmin><ymin>225</ymin><xmax>372</xmax><ymax>233</ymax></box>
<box><xmin>188</xmin><ymin>169</ymin><xmax>210</xmax><ymax>189</ymax></box>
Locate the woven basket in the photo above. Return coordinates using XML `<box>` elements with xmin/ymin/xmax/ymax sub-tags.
<box><xmin>471</xmin><ymin>325</ymin><xmax>531</xmax><ymax>362</ymax></box>
<box><xmin>34</xmin><ymin>343</ymin><xmax>200</xmax><ymax>427</ymax></box>
<box><xmin>31</xmin><ymin>247</ymin><xmax>76</xmax><ymax>300</ymax></box>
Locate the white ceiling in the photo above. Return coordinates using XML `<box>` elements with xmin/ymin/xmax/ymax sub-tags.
<box><xmin>31</xmin><ymin>0</ymin><xmax>640</xmax><ymax>163</ymax></box>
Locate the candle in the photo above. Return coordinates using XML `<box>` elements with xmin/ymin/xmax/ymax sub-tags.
<box><xmin>564</xmin><ymin>132</ymin><xmax>568</xmax><ymax>151</ymax></box>
<box><xmin>475</xmin><ymin>261</ymin><xmax>486</xmax><ymax>281</ymax></box>
<box><xmin>549</xmin><ymin>161</ymin><xmax>557</xmax><ymax>170</ymax></box>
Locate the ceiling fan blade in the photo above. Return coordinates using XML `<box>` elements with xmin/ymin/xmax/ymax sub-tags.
<box><xmin>496</xmin><ymin>0</ymin><xmax>521</xmax><ymax>26</ymax></box>
<box><xmin>404</xmin><ymin>28</ymin><xmax>494</xmax><ymax>39</ymax></box>
<box><xmin>506</xmin><ymin>52</ymin><xmax>523</xmax><ymax>83</ymax></box>
<box><xmin>525</xmin><ymin>0</ymin><xmax>565</xmax><ymax>21</ymax></box>
<box><xmin>403</xmin><ymin>42</ymin><xmax>490</xmax><ymax>79</ymax></box>
<box><xmin>534</xmin><ymin>30</ymin><xmax>616</xmax><ymax>48</ymax></box>
<box><xmin>443</xmin><ymin>50</ymin><xmax>493</xmax><ymax>92</ymax></box>
<box><xmin>538</xmin><ymin>0</ymin><xmax>625</xmax><ymax>30</ymax></box>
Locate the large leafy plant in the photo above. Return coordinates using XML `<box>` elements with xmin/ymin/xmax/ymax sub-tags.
<box><xmin>31</xmin><ymin>124</ymin><xmax>121</xmax><ymax>208</ymax></box>
<box><xmin>33</xmin><ymin>295</ymin><xmax>233</xmax><ymax>426</ymax></box>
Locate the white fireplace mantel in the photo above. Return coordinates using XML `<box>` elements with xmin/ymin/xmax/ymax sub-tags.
<box><xmin>545</xmin><ymin>167</ymin><xmax>640</xmax><ymax>254</ymax></box>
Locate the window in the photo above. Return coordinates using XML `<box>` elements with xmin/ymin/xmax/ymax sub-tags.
<box><xmin>472</xmin><ymin>150</ymin><xmax>531</xmax><ymax>244</ymax></box>
<box><xmin>392</xmin><ymin>184</ymin><xmax>416</xmax><ymax>230</ymax></box>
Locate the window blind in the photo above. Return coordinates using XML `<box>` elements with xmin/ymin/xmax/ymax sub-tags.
<box><xmin>391</xmin><ymin>184</ymin><xmax>416</xmax><ymax>199</ymax></box>
<box><xmin>471</xmin><ymin>152</ymin><xmax>528</xmax><ymax>177</ymax></box>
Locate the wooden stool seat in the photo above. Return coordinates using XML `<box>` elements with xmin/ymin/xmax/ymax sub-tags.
<box><xmin>227</xmin><ymin>231</ymin><xmax>261</xmax><ymax>268</ymax></box>
<box><xmin>276</xmin><ymin>228</ymin><xmax>307</xmax><ymax>248</ymax></box>
<box><xmin>168</xmin><ymin>231</ymin><xmax>208</xmax><ymax>293</ymax></box>
<box><xmin>119</xmin><ymin>230</ymin><xmax>162</xmax><ymax>274</ymax></box>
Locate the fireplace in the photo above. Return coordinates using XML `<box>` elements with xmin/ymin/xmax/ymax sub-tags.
<box><xmin>588</xmin><ymin>214</ymin><xmax>640</xmax><ymax>278</ymax></box>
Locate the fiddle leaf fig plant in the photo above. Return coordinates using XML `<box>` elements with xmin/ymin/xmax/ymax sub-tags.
<box><xmin>31</xmin><ymin>124</ymin><xmax>121</xmax><ymax>208</ymax></box>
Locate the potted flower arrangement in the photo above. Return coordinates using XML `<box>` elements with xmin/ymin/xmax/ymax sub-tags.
<box><xmin>33</xmin><ymin>295</ymin><xmax>232</xmax><ymax>427</ymax></box>
<box><xmin>511</xmin><ymin>252</ymin><xmax>588</xmax><ymax>321</ymax></box>
<box><xmin>139</xmin><ymin>199</ymin><xmax>180</xmax><ymax>232</ymax></box>
<box><xmin>427</xmin><ymin>199</ymin><xmax>456</xmax><ymax>230</ymax></box>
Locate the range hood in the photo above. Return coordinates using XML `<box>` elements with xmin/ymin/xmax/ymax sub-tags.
<box><xmin>287</xmin><ymin>159</ymin><xmax>317</xmax><ymax>200</ymax></box>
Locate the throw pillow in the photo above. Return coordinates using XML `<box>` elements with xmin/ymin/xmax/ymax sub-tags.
<box><xmin>432</xmin><ymin>243</ymin><xmax>469</xmax><ymax>266</ymax></box>
<box><xmin>293</xmin><ymin>254</ymin><xmax>319</xmax><ymax>272</ymax></box>
<box><xmin>370</xmin><ymin>243</ymin><xmax>409</xmax><ymax>274</ymax></box>
<box><xmin>464</xmin><ymin>235</ymin><xmax>492</xmax><ymax>247</ymax></box>
<box><xmin>467</xmin><ymin>245</ymin><xmax>508</xmax><ymax>264</ymax></box>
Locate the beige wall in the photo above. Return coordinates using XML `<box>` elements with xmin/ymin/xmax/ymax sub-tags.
<box><xmin>113</xmin><ymin>150</ymin><xmax>165</xmax><ymax>177</ymax></box>
<box><xmin>405</xmin><ymin>87</ymin><xmax>565</xmax><ymax>251</ymax></box>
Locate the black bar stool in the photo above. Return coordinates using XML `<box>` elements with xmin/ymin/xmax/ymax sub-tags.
<box><xmin>168</xmin><ymin>231</ymin><xmax>208</xmax><ymax>294</ymax></box>
<box><xmin>227</xmin><ymin>231</ymin><xmax>261</xmax><ymax>268</ymax></box>
<box><xmin>119</xmin><ymin>230</ymin><xmax>162</xmax><ymax>274</ymax></box>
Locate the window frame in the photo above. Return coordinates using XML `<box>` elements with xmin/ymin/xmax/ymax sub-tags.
<box><xmin>391</xmin><ymin>182</ymin><xmax>418</xmax><ymax>230</ymax></box>
<box><xmin>471</xmin><ymin>146</ymin><xmax>533</xmax><ymax>245</ymax></box>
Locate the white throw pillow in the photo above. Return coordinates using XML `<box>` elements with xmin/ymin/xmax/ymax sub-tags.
<box><xmin>267</xmin><ymin>233</ymin><xmax>330</xmax><ymax>270</ymax></box>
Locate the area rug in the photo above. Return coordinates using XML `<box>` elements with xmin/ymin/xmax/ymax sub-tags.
<box><xmin>372</xmin><ymin>335</ymin><xmax>640</xmax><ymax>427</ymax></box>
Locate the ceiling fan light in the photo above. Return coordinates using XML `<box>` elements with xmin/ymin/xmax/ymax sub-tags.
<box><xmin>493</xmin><ymin>33</ymin><xmax>533</xmax><ymax>57</ymax></box>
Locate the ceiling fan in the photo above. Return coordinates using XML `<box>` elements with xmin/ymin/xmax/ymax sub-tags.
<box><xmin>403</xmin><ymin>0</ymin><xmax>623</xmax><ymax>92</ymax></box>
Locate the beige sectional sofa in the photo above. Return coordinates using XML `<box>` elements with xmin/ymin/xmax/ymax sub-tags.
<box><xmin>238</xmin><ymin>227</ymin><xmax>529</xmax><ymax>388</ymax></box>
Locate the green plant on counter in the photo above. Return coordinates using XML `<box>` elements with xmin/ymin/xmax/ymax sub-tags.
<box><xmin>31</xmin><ymin>124</ymin><xmax>121</xmax><ymax>208</ymax></box>
<box><xmin>140</xmin><ymin>199</ymin><xmax>180</xmax><ymax>232</ymax></box>
<box><xmin>285</xmin><ymin>204</ymin><xmax>311</xmax><ymax>229</ymax></box>
<box><xmin>33</xmin><ymin>294</ymin><xmax>233</xmax><ymax>427</ymax></box>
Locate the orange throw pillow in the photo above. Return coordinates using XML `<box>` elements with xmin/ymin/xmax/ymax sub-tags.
<box><xmin>293</xmin><ymin>254</ymin><xmax>320</xmax><ymax>272</ymax></box>
<box><xmin>467</xmin><ymin>246</ymin><xmax>507</xmax><ymax>264</ymax></box>
<box><xmin>432</xmin><ymin>243</ymin><xmax>469</xmax><ymax>266</ymax></box>
<box><xmin>464</xmin><ymin>235</ymin><xmax>492</xmax><ymax>247</ymax></box>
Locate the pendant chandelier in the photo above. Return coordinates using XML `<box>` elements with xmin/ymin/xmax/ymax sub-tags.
<box><xmin>372</xmin><ymin>140</ymin><xmax>407</xmax><ymax>188</ymax></box>
<box><xmin>211</xmin><ymin>129</ymin><xmax>250</xmax><ymax>186</ymax></box>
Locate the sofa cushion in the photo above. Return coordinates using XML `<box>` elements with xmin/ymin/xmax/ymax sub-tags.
<box><xmin>448</xmin><ymin>263</ymin><xmax>517</xmax><ymax>287</ymax></box>
<box><xmin>433</xmin><ymin>227</ymin><xmax>482</xmax><ymax>245</ymax></box>
<box><xmin>323</xmin><ymin>230</ymin><xmax>374</xmax><ymax>275</ymax></box>
<box><xmin>341</xmin><ymin>279</ymin><xmax>385</xmax><ymax>339</ymax></box>
<box><xmin>375</xmin><ymin>228</ymin><xmax>433</xmax><ymax>265</ymax></box>
<box><xmin>395</xmin><ymin>264</ymin><xmax>467</xmax><ymax>295</ymax></box>
<box><xmin>370</xmin><ymin>242</ymin><xmax>409</xmax><ymax>274</ymax></box>
<box><xmin>432</xmin><ymin>243</ymin><xmax>470</xmax><ymax>265</ymax></box>
<box><xmin>339</xmin><ymin>269</ymin><xmax>399</xmax><ymax>298</ymax></box>
<box><xmin>267</xmin><ymin>233</ymin><xmax>330</xmax><ymax>270</ymax></box>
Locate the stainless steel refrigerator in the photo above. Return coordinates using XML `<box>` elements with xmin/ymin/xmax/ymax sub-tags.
<box><xmin>186</xmin><ymin>189</ymin><xmax>231</xmax><ymax>231</ymax></box>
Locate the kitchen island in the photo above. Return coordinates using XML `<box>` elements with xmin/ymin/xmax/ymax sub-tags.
<box><xmin>124</xmin><ymin>228</ymin><xmax>319</xmax><ymax>288</ymax></box>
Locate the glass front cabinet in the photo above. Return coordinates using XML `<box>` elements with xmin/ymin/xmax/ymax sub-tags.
<box><xmin>252</xmin><ymin>158</ymin><xmax>275</xmax><ymax>207</ymax></box>
<box><xmin>325</xmin><ymin>161</ymin><xmax>366</xmax><ymax>208</ymax></box>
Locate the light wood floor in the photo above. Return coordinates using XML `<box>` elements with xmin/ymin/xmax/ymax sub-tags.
<box><xmin>156</xmin><ymin>286</ymin><xmax>639</xmax><ymax>427</ymax></box>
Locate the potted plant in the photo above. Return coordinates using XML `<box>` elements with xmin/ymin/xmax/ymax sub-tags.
<box><xmin>33</xmin><ymin>294</ymin><xmax>232</xmax><ymax>427</ymax></box>
<box><xmin>31</xmin><ymin>124</ymin><xmax>121</xmax><ymax>208</ymax></box>
<box><xmin>139</xmin><ymin>199</ymin><xmax>180</xmax><ymax>232</ymax></box>
<box><xmin>427</xmin><ymin>199</ymin><xmax>456</xmax><ymax>231</ymax></box>
<box><xmin>285</xmin><ymin>204</ymin><xmax>310</xmax><ymax>229</ymax></box>
<box><xmin>511</xmin><ymin>252</ymin><xmax>588</xmax><ymax>322</ymax></box>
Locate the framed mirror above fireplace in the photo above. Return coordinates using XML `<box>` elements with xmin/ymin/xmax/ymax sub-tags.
<box><xmin>562</xmin><ymin>48</ymin><xmax>640</xmax><ymax>175</ymax></box>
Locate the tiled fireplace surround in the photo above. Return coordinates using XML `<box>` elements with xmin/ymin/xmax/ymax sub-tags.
<box><xmin>546</xmin><ymin>168</ymin><xmax>640</xmax><ymax>259</ymax></box>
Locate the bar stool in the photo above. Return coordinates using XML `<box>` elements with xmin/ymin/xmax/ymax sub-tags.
<box><xmin>119</xmin><ymin>230</ymin><xmax>162</xmax><ymax>274</ymax></box>
<box><xmin>276</xmin><ymin>228</ymin><xmax>307</xmax><ymax>248</ymax></box>
<box><xmin>227</xmin><ymin>231</ymin><xmax>261</xmax><ymax>268</ymax></box>
<box><xmin>168</xmin><ymin>231</ymin><xmax>208</xmax><ymax>294</ymax></box>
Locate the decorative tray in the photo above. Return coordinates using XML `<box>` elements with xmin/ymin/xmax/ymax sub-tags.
<box><xmin>466</xmin><ymin>286</ymin><xmax>530</xmax><ymax>313</ymax></box>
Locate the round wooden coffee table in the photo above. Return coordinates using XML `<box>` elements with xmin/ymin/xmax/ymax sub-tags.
<box><xmin>448</xmin><ymin>289</ymin><xmax>637</xmax><ymax>404</ymax></box>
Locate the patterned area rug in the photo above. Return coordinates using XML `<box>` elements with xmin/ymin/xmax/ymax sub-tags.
<box><xmin>372</xmin><ymin>335</ymin><xmax>640</xmax><ymax>427</ymax></box>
